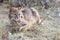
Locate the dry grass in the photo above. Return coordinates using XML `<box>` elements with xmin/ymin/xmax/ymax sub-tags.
<box><xmin>0</xmin><ymin>3</ymin><xmax>60</xmax><ymax>40</ymax></box>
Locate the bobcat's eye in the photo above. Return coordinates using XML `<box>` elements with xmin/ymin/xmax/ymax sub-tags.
<box><xmin>21</xmin><ymin>16</ymin><xmax>23</xmax><ymax>18</ymax></box>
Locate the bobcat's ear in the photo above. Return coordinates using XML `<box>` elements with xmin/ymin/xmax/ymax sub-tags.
<box><xmin>31</xmin><ymin>8</ymin><xmax>41</xmax><ymax>24</ymax></box>
<box><xmin>9</xmin><ymin>7</ymin><xmax>18</xmax><ymax>12</ymax></box>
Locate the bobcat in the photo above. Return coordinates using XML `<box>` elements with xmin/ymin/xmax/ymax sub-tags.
<box><xmin>9</xmin><ymin>7</ymin><xmax>41</xmax><ymax>31</ymax></box>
